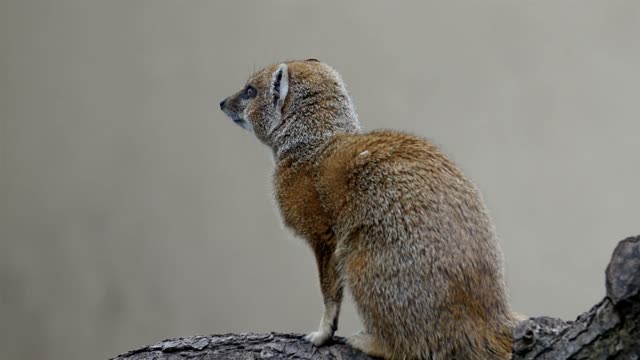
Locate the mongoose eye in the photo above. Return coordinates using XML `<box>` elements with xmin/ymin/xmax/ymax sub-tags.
<box><xmin>243</xmin><ymin>85</ymin><xmax>257</xmax><ymax>100</ymax></box>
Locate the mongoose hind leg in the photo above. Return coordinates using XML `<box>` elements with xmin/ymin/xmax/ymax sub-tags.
<box><xmin>346</xmin><ymin>331</ymin><xmax>393</xmax><ymax>359</ymax></box>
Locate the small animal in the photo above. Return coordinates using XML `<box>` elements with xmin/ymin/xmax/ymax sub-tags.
<box><xmin>220</xmin><ymin>59</ymin><xmax>519</xmax><ymax>359</ymax></box>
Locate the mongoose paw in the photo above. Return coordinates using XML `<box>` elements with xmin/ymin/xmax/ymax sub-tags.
<box><xmin>346</xmin><ymin>332</ymin><xmax>369</xmax><ymax>352</ymax></box>
<box><xmin>346</xmin><ymin>332</ymin><xmax>389</xmax><ymax>358</ymax></box>
<box><xmin>304</xmin><ymin>330</ymin><xmax>333</xmax><ymax>347</ymax></box>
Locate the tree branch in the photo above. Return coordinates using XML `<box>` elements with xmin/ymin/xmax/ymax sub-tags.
<box><xmin>112</xmin><ymin>236</ymin><xmax>640</xmax><ymax>359</ymax></box>
<box><xmin>113</xmin><ymin>333</ymin><xmax>371</xmax><ymax>360</ymax></box>
<box><xmin>512</xmin><ymin>235</ymin><xmax>640</xmax><ymax>359</ymax></box>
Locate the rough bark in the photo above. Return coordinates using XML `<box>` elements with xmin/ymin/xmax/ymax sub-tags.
<box><xmin>112</xmin><ymin>333</ymin><xmax>371</xmax><ymax>360</ymax></box>
<box><xmin>512</xmin><ymin>235</ymin><xmax>640</xmax><ymax>359</ymax></box>
<box><xmin>112</xmin><ymin>236</ymin><xmax>640</xmax><ymax>360</ymax></box>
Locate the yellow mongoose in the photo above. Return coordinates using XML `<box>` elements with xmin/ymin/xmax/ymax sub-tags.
<box><xmin>220</xmin><ymin>59</ymin><xmax>518</xmax><ymax>359</ymax></box>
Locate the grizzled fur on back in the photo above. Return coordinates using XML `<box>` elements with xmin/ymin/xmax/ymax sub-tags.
<box><xmin>220</xmin><ymin>59</ymin><xmax>517</xmax><ymax>359</ymax></box>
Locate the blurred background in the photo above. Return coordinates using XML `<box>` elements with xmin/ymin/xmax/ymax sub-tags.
<box><xmin>1</xmin><ymin>1</ymin><xmax>639</xmax><ymax>359</ymax></box>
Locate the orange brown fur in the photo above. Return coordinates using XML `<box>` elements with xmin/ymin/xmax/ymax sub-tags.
<box><xmin>221</xmin><ymin>60</ymin><xmax>518</xmax><ymax>359</ymax></box>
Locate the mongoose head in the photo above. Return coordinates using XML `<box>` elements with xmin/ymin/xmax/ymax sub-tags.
<box><xmin>220</xmin><ymin>59</ymin><xmax>360</xmax><ymax>158</ymax></box>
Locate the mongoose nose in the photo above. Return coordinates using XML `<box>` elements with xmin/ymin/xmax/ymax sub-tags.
<box><xmin>219</xmin><ymin>99</ymin><xmax>226</xmax><ymax>110</ymax></box>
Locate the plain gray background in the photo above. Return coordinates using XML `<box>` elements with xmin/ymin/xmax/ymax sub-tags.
<box><xmin>1</xmin><ymin>1</ymin><xmax>639</xmax><ymax>359</ymax></box>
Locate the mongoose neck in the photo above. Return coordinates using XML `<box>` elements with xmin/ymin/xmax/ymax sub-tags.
<box><xmin>272</xmin><ymin>114</ymin><xmax>361</xmax><ymax>163</ymax></box>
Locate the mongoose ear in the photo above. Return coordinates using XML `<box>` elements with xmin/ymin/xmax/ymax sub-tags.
<box><xmin>270</xmin><ymin>63</ymin><xmax>289</xmax><ymax>114</ymax></box>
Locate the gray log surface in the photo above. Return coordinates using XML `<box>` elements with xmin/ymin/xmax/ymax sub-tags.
<box><xmin>113</xmin><ymin>236</ymin><xmax>640</xmax><ymax>360</ymax></box>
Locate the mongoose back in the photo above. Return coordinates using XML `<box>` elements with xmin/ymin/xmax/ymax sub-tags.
<box><xmin>220</xmin><ymin>59</ymin><xmax>518</xmax><ymax>359</ymax></box>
